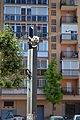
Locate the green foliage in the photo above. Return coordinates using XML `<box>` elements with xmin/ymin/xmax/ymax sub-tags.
<box><xmin>0</xmin><ymin>26</ymin><xmax>24</xmax><ymax>88</ymax></box>
<box><xmin>43</xmin><ymin>58</ymin><xmax>63</xmax><ymax>106</ymax></box>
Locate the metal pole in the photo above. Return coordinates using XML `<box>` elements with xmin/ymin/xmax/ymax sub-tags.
<box><xmin>27</xmin><ymin>26</ymin><xmax>39</xmax><ymax>120</ymax></box>
<box><xmin>32</xmin><ymin>47</ymin><xmax>37</xmax><ymax>120</ymax></box>
<box><xmin>27</xmin><ymin>46</ymin><xmax>33</xmax><ymax>120</ymax></box>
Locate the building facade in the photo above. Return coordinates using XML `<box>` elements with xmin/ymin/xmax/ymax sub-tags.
<box><xmin>0</xmin><ymin>0</ymin><xmax>52</xmax><ymax>120</ymax></box>
<box><xmin>0</xmin><ymin>0</ymin><xmax>80</xmax><ymax>119</ymax></box>
<box><xmin>49</xmin><ymin>0</ymin><xmax>80</xmax><ymax>117</ymax></box>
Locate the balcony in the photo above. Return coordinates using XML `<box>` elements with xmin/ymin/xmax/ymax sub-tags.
<box><xmin>60</xmin><ymin>16</ymin><xmax>77</xmax><ymax>25</ymax></box>
<box><xmin>0</xmin><ymin>87</ymin><xmax>45</xmax><ymax>95</ymax></box>
<box><xmin>61</xmin><ymin>87</ymin><xmax>79</xmax><ymax>95</ymax></box>
<box><xmin>61</xmin><ymin>51</ymin><xmax>78</xmax><ymax>59</ymax></box>
<box><xmin>60</xmin><ymin>33</ymin><xmax>78</xmax><ymax>44</ymax></box>
<box><xmin>60</xmin><ymin>0</ymin><xmax>78</xmax><ymax>10</ymax></box>
<box><xmin>60</xmin><ymin>16</ymin><xmax>78</xmax><ymax>33</ymax></box>
<box><xmin>62</xmin><ymin>69</ymin><xmax>79</xmax><ymax>76</ymax></box>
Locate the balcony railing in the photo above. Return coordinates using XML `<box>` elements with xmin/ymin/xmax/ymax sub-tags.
<box><xmin>4</xmin><ymin>14</ymin><xmax>48</xmax><ymax>22</ymax></box>
<box><xmin>60</xmin><ymin>16</ymin><xmax>77</xmax><ymax>25</ymax></box>
<box><xmin>60</xmin><ymin>0</ymin><xmax>78</xmax><ymax>8</ymax></box>
<box><xmin>0</xmin><ymin>87</ymin><xmax>44</xmax><ymax>95</ymax></box>
<box><xmin>61</xmin><ymin>87</ymin><xmax>79</xmax><ymax>95</ymax></box>
<box><xmin>60</xmin><ymin>33</ymin><xmax>78</xmax><ymax>42</ymax></box>
<box><xmin>61</xmin><ymin>51</ymin><xmax>78</xmax><ymax>59</ymax></box>
<box><xmin>62</xmin><ymin>69</ymin><xmax>79</xmax><ymax>76</ymax></box>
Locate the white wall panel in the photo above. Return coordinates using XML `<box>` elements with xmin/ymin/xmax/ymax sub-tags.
<box><xmin>61</xmin><ymin>24</ymin><xmax>78</xmax><ymax>33</ymax></box>
<box><xmin>36</xmin><ymin>7</ymin><xmax>48</xmax><ymax>15</ymax></box>
<box><xmin>31</xmin><ymin>8</ymin><xmax>36</xmax><ymax>15</ymax></box>
<box><xmin>5</xmin><ymin>7</ymin><xmax>15</xmax><ymax>14</ymax></box>
<box><xmin>16</xmin><ymin>7</ymin><xmax>21</xmax><ymax>14</ymax></box>
<box><xmin>62</xmin><ymin>60</ymin><xmax>79</xmax><ymax>69</ymax></box>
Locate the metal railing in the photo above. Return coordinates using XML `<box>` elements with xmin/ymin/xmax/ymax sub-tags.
<box><xmin>61</xmin><ymin>51</ymin><xmax>78</xmax><ymax>59</ymax></box>
<box><xmin>61</xmin><ymin>87</ymin><xmax>79</xmax><ymax>95</ymax></box>
<box><xmin>4</xmin><ymin>14</ymin><xmax>48</xmax><ymax>22</ymax></box>
<box><xmin>62</xmin><ymin>69</ymin><xmax>79</xmax><ymax>76</ymax></box>
<box><xmin>60</xmin><ymin>16</ymin><xmax>77</xmax><ymax>25</ymax></box>
<box><xmin>60</xmin><ymin>0</ymin><xmax>78</xmax><ymax>8</ymax></box>
<box><xmin>60</xmin><ymin>34</ymin><xmax>78</xmax><ymax>42</ymax></box>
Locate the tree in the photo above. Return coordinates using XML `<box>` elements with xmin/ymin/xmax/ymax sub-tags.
<box><xmin>0</xmin><ymin>26</ymin><xmax>24</xmax><ymax>88</ymax></box>
<box><xmin>43</xmin><ymin>58</ymin><xmax>63</xmax><ymax>115</ymax></box>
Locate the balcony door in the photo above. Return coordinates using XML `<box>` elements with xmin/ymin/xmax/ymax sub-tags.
<box><xmin>67</xmin><ymin>47</ymin><xmax>71</xmax><ymax>58</ymax></box>
<box><xmin>67</xmin><ymin>82</ymin><xmax>72</xmax><ymax>94</ymax></box>
<box><xmin>66</xmin><ymin>14</ymin><xmax>71</xmax><ymax>23</ymax></box>
<box><xmin>21</xmin><ymin>8</ymin><xmax>26</xmax><ymax>21</ymax></box>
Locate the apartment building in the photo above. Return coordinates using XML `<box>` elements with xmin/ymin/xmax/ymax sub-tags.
<box><xmin>0</xmin><ymin>0</ymin><xmax>53</xmax><ymax>120</ymax></box>
<box><xmin>0</xmin><ymin>0</ymin><xmax>80</xmax><ymax>119</ymax></box>
<box><xmin>49</xmin><ymin>0</ymin><xmax>80</xmax><ymax>117</ymax></box>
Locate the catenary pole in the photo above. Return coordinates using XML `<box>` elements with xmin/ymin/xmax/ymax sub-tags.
<box><xmin>27</xmin><ymin>26</ymin><xmax>39</xmax><ymax>120</ymax></box>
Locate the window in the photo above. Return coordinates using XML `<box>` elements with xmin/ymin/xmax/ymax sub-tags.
<box><xmin>16</xmin><ymin>26</ymin><xmax>21</xmax><ymax>32</ymax></box>
<box><xmin>51</xmin><ymin>44</ymin><xmax>56</xmax><ymax>49</ymax></box>
<box><xmin>37</xmin><ymin>59</ymin><xmax>47</xmax><ymax>69</ymax></box>
<box><xmin>51</xmin><ymin>3</ymin><xmax>56</xmax><ymax>9</ymax></box>
<box><xmin>5</xmin><ymin>15</ymin><xmax>9</xmax><ymax>21</ymax></box>
<box><xmin>24</xmin><ymin>43</ymin><xmax>28</xmax><ymax>51</ymax></box>
<box><xmin>51</xmin><ymin>19</ymin><xmax>56</xmax><ymax>25</ymax></box>
<box><xmin>6</xmin><ymin>0</ymin><xmax>15</xmax><ymax>3</ymax></box>
<box><xmin>38</xmin><ymin>0</ymin><xmax>42</xmax><ymax>4</ymax></box>
<box><xmin>38</xmin><ymin>0</ymin><xmax>47</xmax><ymax>4</ymax></box>
<box><xmin>32</xmin><ymin>0</ymin><xmax>36</xmax><ymax>4</ymax></box>
<box><xmin>37</xmin><ymin>69</ymin><xmax>47</xmax><ymax>76</ymax></box>
<box><xmin>27</xmin><ymin>16</ymin><xmax>31</xmax><ymax>21</ymax></box>
<box><xmin>51</xmin><ymin>36</ymin><xmax>56</xmax><ymax>42</ymax></box>
<box><xmin>27</xmin><ymin>0</ymin><xmax>31</xmax><ymax>4</ymax></box>
<box><xmin>11</xmin><ymin>15</ymin><xmax>15</xmax><ymax>20</ymax></box>
<box><xmin>37</xmin><ymin>78</ymin><xmax>46</xmax><ymax>88</ymax></box>
<box><xmin>41</xmin><ymin>60</ymin><xmax>47</xmax><ymax>68</ymax></box>
<box><xmin>17</xmin><ymin>0</ymin><xmax>26</xmax><ymax>4</ymax></box>
<box><xmin>6</xmin><ymin>0</ymin><xmax>10</xmax><ymax>3</ymax></box>
<box><xmin>51</xmin><ymin>10</ymin><xmax>56</xmax><ymax>16</ymax></box>
<box><xmin>23</xmin><ymin>59</ymin><xmax>27</xmax><ymax>68</ymax></box>
<box><xmin>51</xmin><ymin>26</ymin><xmax>56</xmax><ymax>32</ymax></box>
<box><xmin>37</xmin><ymin>16</ymin><xmax>42</xmax><ymax>21</ymax></box>
<box><xmin>43</xmin><ymin>0</ymin><xmax>47</xmax><ymax>4</ymax></box>
<box><xmin>20</xmin><ymin>43</ymin><xmax>23</xmax><ymax>49</ymax></box>
<box><xmin>16</xmin><ymin>15</ymin><xmax>20</xmax><ymax>21</ymax></box>
<box><xmin>43</xmin><ymin>27</ymin><xmax>47</xmax><ymax>33</ymax></box>
<box><xmin>16</xmin><ymin>26</ymin><xmax>21</xmax><ymax>38</ymax></box>
<box><xmin>43</xmin><ymin>16</ymin><xmax>47</xmax><ymax>22</ymax></box>
<box><xmin>32</xmin><ymin>16</ymin><xmax>36</xmax><ymax>21</ymax></box>
<box><xmin>51</xmin><ymin>53</ymin><xmax>56</xmax><ymax>58</ymax></box>
<box><xmin>38</xmin><ymin>41</ymin><xmax>48</xmax><ymax>51</ymax></box>
<box><xmin>27</xmin><ymin>8</ymin><xmax>31</xmax><ymax>15</ymax></box>
<box><xmin>67</xmin><ymin>82</ymin><xmax>72</xmax><ymax>94</ymax></box>
<box><xmin>16</xmin><ymin>0</ymin><xmax>21</xmax><ymax>4</ymax></box>
<box><xmin>21</xmin><ymin>8</ymin><xmax>26</xmax><ymax>15</ymax></box>
<box><xmin>22</xmin><ymin>0</ymin><xmax>26</xmax><ymax>4</ymax></box>
<box><xmin>11</xmin><ymin>0</ymin><xmax>15</xmax><ymax>3</ymax></box>
<box><xmin>4</xmin><ymin>101</ymin><xmax>14</xmax><ymax>107</ymax></box>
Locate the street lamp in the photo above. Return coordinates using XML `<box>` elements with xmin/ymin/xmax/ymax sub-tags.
<box><xmin>27</xmin><ymin>26</ymin><xmax>39</xmax><ymax>120</ymax></box>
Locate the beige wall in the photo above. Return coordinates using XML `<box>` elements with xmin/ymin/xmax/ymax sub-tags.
<box><xmin>16</xmin><ymin>100</ymin><xmax>26</xmax><ymax>116</ymax></box>
<box><xmin>48</xmin><ymin>0</ymin><xmax>61</xmax><ymax>70</ymax></box>
<box><xmin>38</xmin><ymin>100</ymin><xmax>52</xmax><ymax>117</ymax></box>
